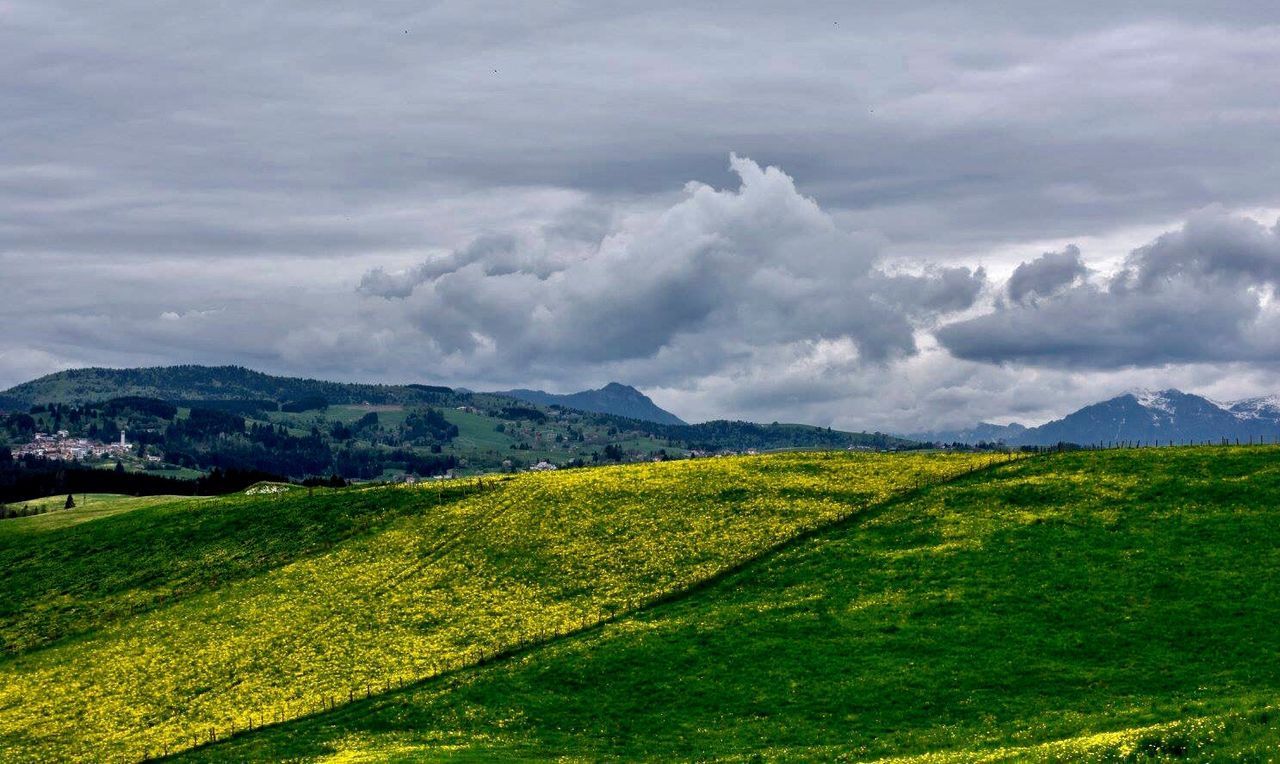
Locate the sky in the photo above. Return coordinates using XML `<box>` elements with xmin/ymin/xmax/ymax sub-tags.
<box><xmin>4</xmin><ymin>1</ymin><xmax>1280</xmax><ymax>431</ymax></box>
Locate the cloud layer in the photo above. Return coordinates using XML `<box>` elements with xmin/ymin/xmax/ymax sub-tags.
<box><xmin>938</xmin><ymin>211</ymin><xmax>1280</xmax><ymax>368</ymax></box>
<box><xmin>7</xmin><ymin>3</ymin><xmax>1280</xmax><ymax>430</ymax></box>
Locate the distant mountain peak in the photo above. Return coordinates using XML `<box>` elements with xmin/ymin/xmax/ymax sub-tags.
<box><xmin>912</xmin><ymin>387</ymin><xmax>1280</xmax><ymax>446</ymax></box>
<box><xmin>1128</xmin><ymin>388</ymin><xmax>1182</xmax><ymax>415</ymax></box>
<box><xmin>494</xmin><ymin>383</ymin><xmax>686</xmax><ymax>425</ymax></box>
<box><xmin>601</xmin><ymin>382</ymin><xmax>641</xmax><ymax>394</ymax></box>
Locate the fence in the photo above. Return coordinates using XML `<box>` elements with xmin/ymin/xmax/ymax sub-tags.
<box><xmin>1020</xmin><ymin>436</ymin><xmax>1280</xmax><ymax>451</ymax></box>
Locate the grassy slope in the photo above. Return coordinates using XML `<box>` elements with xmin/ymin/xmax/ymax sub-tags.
<box><xmin>0</xmin><ymin>452</ymin><xmax>985</xmax><ymax>762</ymax></box>
<box><xmin>0</xmin><ymin>493</ymin><xmax>176</xmax><ymax>529</ymax></box>
<box><xmin>442</xmin><ymin>407</ymin><xmax>519</xmax><ymax>451</ymax></box>
<box><xmin>185</xmin><ymin>447</ymin><xmax>1280</xmax><ymax>762</ymax></box>
<box><xmin>0</xmin><ymin>482</ymin><xmax>483</xmax><ymax>655</ymax></box>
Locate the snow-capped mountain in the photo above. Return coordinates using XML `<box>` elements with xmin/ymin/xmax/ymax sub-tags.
<box><xmin>1228</xmin><ymin>395</ymin><xmax>1280</xmax><ymax>421</ymax></box>
<box><xmin>910</xmin><ymin>389</ymin><xmax>1280</xmax><ymax>446</ymax></box>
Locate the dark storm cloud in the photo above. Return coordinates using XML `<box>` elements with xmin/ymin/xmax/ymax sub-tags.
<box><xmin>936</xmin><ymin>212</ymin><xmax>1280</xmax><ymax>368</ymax></box>
<box><xmin>1006</xmin><ymin>246</ymin><xmax>1088</xmax><ymax>304</ymax></box>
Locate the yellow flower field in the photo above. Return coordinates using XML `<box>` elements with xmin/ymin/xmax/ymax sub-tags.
<box><xmin>0</xmin><ymin>451</ymin><xmax>997</xmax><ymax>762</ymax></box>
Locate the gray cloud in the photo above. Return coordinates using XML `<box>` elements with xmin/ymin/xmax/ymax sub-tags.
<box><xmin>936</xmin><ymin>211</ymin><xmax>1280</xmax><ymax>368</ymax></box>
<box><xmin>1006</xmin><ymin>246</ymin><xmax>1087</xmax><ymax>304</ymax></box>
<box><xmin>353</xmin><ymin>155</ymin><xmax>983</xmax><ymax>371</ymax></box>
<box><xmin>1128</xmin><ymin>210</ymin><xmax>1280</xmax><ymax>286</ymax></box>
<box><xmin>884</xmin><ymin>266</ymin><xmax>989</xmax><ymax>316</ymax></box>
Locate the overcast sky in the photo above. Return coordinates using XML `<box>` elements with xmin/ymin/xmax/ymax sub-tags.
<box><xmin>5</xmin><ymin>1</ymin><xmax>1280</xmax><ymax>431</ymax></box>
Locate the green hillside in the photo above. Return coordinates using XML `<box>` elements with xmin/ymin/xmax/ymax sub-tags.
<box><xmin>174</xmin><ymin>447</ymin><xmax>1280</xmax><ymax>762</ymax></box>
<box><xmin>3</xmin><ymin>448</ymin><xmax>1274</xmax><ymax>762</ymax></box>
<box><xmin>2</xmin><ymin>366</ymin><xmax>914</xmax><ymax>490</ymax></box>
<box><xmin>0</xmin><ymin>451</ymin><xmax>986</xmax><ymax>762</ymax></box>
<box><xmin>0</xmin><ymin>493</ymin><xmax>180</xmax><ymax>531</ymax></box>
<box><xmin>0</xmin><ymin>482</ymin><xmax>484</xmax><ymax>655</ymax></box>
<box><xmin>0</xmin><ymin>365</ymin><xmax>449</xmax><ymax>408</ymax></box>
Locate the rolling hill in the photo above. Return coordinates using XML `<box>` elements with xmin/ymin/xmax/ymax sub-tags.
<box><xmin>180</xmin><ymin>446</ymin><xmax>1280</xmax><ymax>762</ymax></box>
<box><xmin>0</xmin><ymin>451</ymin><xmax>985</xmax><ymax>762</ymax></box>
<box><xmin>1</xmin><ymin>447</ymin><xmax>1278</xmax><ymax>761</ymax></box>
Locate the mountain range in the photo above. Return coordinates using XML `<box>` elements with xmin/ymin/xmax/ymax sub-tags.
<box><xmin>494</xmin><ymin>383</ymin><xmax>686</xmax><ymax>425</ymax></box>
<box><xmin>912</xmin><ymin>389</ymin><xmax>1280</xmax><ymax>446</ymax></box>
<box><xmin>12</xmin><ymin>366</ymin><xmax>1274</xmax><ymax>451</ymax></box>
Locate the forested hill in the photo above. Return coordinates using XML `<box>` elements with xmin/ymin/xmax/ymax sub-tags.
<box><xmin>595</xmin><ymin>415</ymin><xmax>909</xmax><ymax>452</ymax></box>
<box><xmin>0</xmin><ymin>366</ymin><xmax>454</xmax><ymax>409</ymax></box>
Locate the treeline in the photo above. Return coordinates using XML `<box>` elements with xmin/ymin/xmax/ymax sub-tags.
<box><xmin>552</xmin><ymin>412</ymin><xmax>908</xmax><ymax>451</ymax></box>
<box><xmin>0</xmin><ymin>454</ymin><xmax>285</xmax><ymax>504</ymax></box>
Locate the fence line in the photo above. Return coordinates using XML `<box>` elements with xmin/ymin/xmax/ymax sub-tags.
<box><xmin>1017</xmin><ymin>436</ymin><xmax>1280</xmax><ymax>452</ymax></box>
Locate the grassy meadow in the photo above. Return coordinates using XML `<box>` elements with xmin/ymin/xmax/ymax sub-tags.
<box><xmin>1</xmin><ymin>448</ymin><xmax>1277</xmax><ymax>761</ymax></box>
<box><xmin>174</xmin><ymin>447</ymin><xmax>1280</xmax><ymax>762</ymax></box>
<box><xmin>0</xmin><ymin>493</ymin><xmax>183</xmax><ymax>531</ymax></box>
<box><xmin>0</xmin><ymin>451</ymin><xmax>990</xmax><ymax>762</ymax></box>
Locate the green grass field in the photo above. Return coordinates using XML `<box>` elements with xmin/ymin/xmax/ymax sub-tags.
<box><xmin>3</xmin><ymin>448</ymin><xmax>1279</xmax><ymax>762</ymax></box>
<box><xmin>0</xmin><ymin>452</ymin><xmax>984</xmax><ymax>762</ymax></box>
<box><xmin>0</xmin><ymin>483</ymin><xmax>484</xmax><ymax>656</ymax></box>
<box><xmin>171</xmin><ymin>447</ymin><xmax>1280</xmax><ymax>762</ymax></box>
<box><xmin>0</xmin><ymin>493</ymin><xmax>179</xmax><ymax>531</ymax></box>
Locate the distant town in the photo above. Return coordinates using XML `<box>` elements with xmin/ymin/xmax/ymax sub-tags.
<box><xmin>9</xmin><ymin>430</ymin><xmax>141</xmax><ymax>462</ymax></box>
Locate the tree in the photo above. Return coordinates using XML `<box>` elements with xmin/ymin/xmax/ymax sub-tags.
<box><xmin>64</xmin><ymin>494</ymin><xmax>76</xmax><ymax>510</ymax></box>
<box><xmin>114</xmin><ymin>461</ymin><xmax>126</xmax><ymax>474</ymax></box>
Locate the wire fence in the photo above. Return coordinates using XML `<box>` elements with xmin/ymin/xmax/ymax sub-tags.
<box><xmin>1018</xmin><ymin>436</ymin><xmax>1280</xmax><ymax>451</ymax></box>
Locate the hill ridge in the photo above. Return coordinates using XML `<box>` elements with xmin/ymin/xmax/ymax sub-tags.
<box><xmin>493</xmin><ymin>381</ymin><xmax>686</xmax><ymax>425</ymax></box>
<box><xmin>0</xmin><ymin>364</ymin><xmax>452</xmax><ymax>408</ymax></box>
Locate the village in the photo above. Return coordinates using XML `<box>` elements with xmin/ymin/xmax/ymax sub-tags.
<box><xmin>9</xmin><ymin>430</ymin><xmax>138</xmax><ymax>462</ymax></box>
